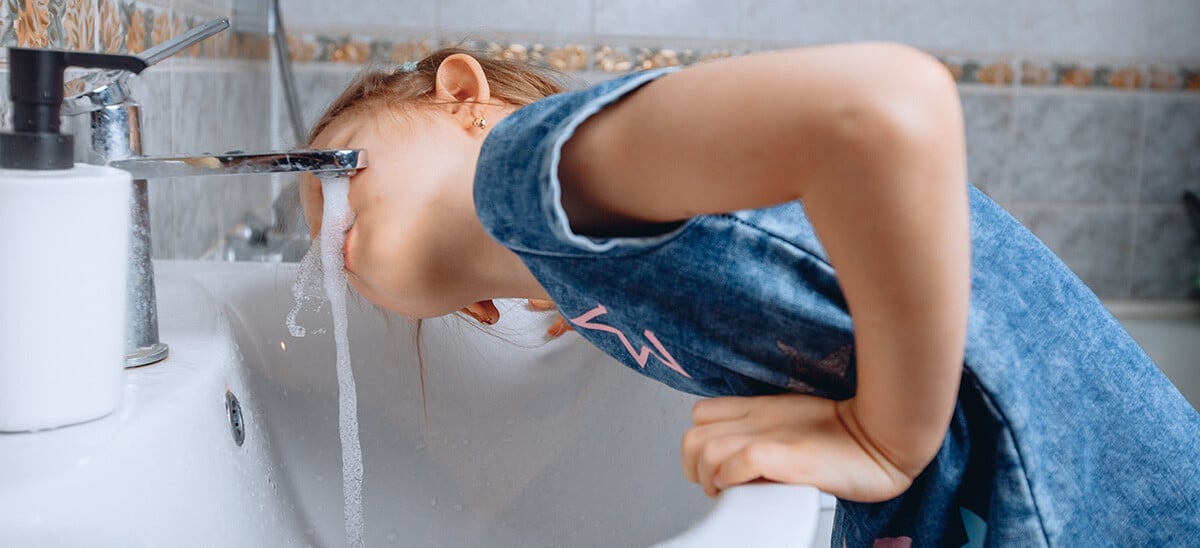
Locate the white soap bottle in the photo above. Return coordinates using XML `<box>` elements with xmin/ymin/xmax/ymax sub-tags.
<box><xmin>0</xmin><ymin>47</ymin><xmax>148</xmax><ymax>431</ymax></box>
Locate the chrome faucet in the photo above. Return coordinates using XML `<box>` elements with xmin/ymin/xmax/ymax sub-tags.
<box><xmin>65</xmin><ymin>18</ymin><xmax>366</xmax><ymax>367</ymax></box>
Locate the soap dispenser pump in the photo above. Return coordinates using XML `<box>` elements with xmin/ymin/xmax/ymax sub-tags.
<box><xmin>0</xmin><ymin>48</ymin><xmax>146</xmax><ymax>169</ymax></box>
<box><xmin>0</xmin><ymin>47</ymin><xmax>149</xmax><ymax>432</ymax></box>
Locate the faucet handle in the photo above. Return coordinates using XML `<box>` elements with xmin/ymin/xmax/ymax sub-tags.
<box><xmin>138</xmin><ymin>17</ymin><xmax>230</xmax><ymax>66</ymax></box>
<box><xmin>63</xmin><ymin>18</ymin><xmax>229</xmax><ymax>110</ymax></box>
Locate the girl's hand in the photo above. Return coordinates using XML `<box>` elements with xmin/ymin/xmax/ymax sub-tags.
<box><xmin>560</xmin><ymin>44</ymin><xmax>969</xmax><ymax>496</ymax></box>
<box><xmin>681</xmin><ymin>394</ymin><xmax>917</xmax><ymax>503</ymax></box>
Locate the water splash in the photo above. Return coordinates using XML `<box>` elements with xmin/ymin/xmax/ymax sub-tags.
<box><xmin>288</xmin><ymin>176</ymin><xmax>363</xmax><ymax>548</ymax></box>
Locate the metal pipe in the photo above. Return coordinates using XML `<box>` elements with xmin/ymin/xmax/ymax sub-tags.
<box><xmin>270</xmin><ymin>0</ymin><xmax>306</xmax><ymax>145</ymax></box>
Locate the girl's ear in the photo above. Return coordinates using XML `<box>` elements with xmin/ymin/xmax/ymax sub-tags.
<box><xmin>434</xmin><ymin>53</ymin><xmax>492</xmax><ymax>114</ymax></box>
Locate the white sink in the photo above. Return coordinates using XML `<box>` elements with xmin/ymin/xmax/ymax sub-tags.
<box><xmin>1108</xmin><ymin>302</ymin><xmax>1200</xmax><ymax>410</ymax></box>
<box><xmin>0</xmin><ymin>261</ymin><xmax>826</xmax><ymax>547</ymax></box>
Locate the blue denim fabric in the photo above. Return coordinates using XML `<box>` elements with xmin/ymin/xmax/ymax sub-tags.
<box><xmin>474</xmin><ymin>68</ymin><xmax>1200</xmax><ymax>546</ymax></box>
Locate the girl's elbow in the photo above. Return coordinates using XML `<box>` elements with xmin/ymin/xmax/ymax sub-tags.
<box><xmin>867</xmin><ymin>44</ymin><xmax>963</xmax><ymax>151</ymax></box>
<box><xmin>826</xmin><ymin>45</ymin><xmax>964</xmax><ymax>172</ymax></box>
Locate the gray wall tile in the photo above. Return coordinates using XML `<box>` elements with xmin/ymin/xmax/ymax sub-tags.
<box><xmin>1011</xmin><ymin>93</ymin><xmax>1141</xmax><ymax>205</ymax></box>
<box><xmin>1140</xmin><ymin>96</ymin><xmax>1200</xmax><ymax>205</ymax></box>
<box><xmin>167</xmin><ymin>178</ymin><xmax>216</xmax><ymax>258</ymax></box>
<box><xmin>872</xmin><ymin>0</ymin><xmax>1019</xmax><ymax>55</ymax></box>
<box><xmin>438</xmin><ymin>0</ymin><xmax>591</xmax><ymax>36</ymax></box>
<box><xmin>141</xmin><ymin>69</ymin><xmax>176</xmax><ymax>260</ymax></box>
<box><xmin>741</xmin><ymin>0</ymin><xmax>887</xmax><ymax>44</ymax></box>
<box><xmin>148</xmin><ymin>180</ymin><xmax>177</xmax><ymax>259</ymax></box>
<box><xmin>1146</xmin><ymin>0</ymin><xmax>1200</xmax><ymax>61</ymax></box>
<box><xmin>1012</xmin><ymin>207</ymin><xmax>1133</xmax><ymax>299</ymax></box>
<box><xmin>961</xmin><ymin>90</ymin><xmax>1015</xmax><ymax>204</ymax></box>
<box><xmin>154</xmin><ymin>66</ymin><xmax>272</xmax><ymax>259</ymax></box>
<box><xmin>281</xmin><ymin>0</ymin><xmax>436</xmax><ymax>32</ymax></box>
<box><xmin>1132</xmin><ymin>210</ymin><xmax>1200</xmax><ymax>299</ymax></box>
<box><xmin>275</xmin><ymin>64</ymin><xmax>362</xmax><ymax>148</ymax></box>
<box><xmin>1013</xmin><ymin>0</ymin><xmax>1153</xmax><ymax>59</ymax></box>
<box><xmin>594</xmin><ymin>0</ymin><xmax>740</xmax><ymax>39</ymax></box>
<box><xmin>129</xmin><ymin>71</ymin><xmax>175</xmax><ymax>156</ymax></box>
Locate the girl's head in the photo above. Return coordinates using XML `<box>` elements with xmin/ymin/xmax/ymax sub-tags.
<box><xmin>307</xmin><ymin>48</ymin><xmax>563</xmax><ymax>146</ymax></box>
<box><xmin>302</xmin><ymin>49</ymin><xmax>563</xmax><ymax>320</ymax></box>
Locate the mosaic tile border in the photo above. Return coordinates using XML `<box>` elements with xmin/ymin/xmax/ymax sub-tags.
<box><xmin>0</xmin><ymin>0</ymin><xmax>1195</xmax><ymax>95</ymax></box>
<box><xmin>0</xmin><ymin>0</ymin><xmax>269</xmax><ymax>60</ymax></box>
<box><xmin>283</xmin><ymin>33</ymin><xmax>1200</xmax><ymax>94</ymax></box>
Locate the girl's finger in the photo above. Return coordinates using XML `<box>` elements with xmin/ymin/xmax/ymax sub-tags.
<box><xmin>711</xmin><ymin>440</ymin><xmax>801</xmax><ymax>493</ymax></box>
<box><xmin>694</xmin><ymin>434</ymin><xmax>758</xmax><ymax>497</ymax></box>
<box><xmin>691</xmin><ymin>396</ymin><xmax>753</xmax><ymax>426</ymax></box>
<box><xmin>680</xmin><ymin>420</ymin><xmax>759</xmax><ymax>485</ymax></box>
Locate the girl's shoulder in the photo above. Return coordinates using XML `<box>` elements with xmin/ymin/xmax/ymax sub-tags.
<box><xmin>474</xmin><ymin>68</ymin><xmax>679</xmax><ymax>255</ymax></box>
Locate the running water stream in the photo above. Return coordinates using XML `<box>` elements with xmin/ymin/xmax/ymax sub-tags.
<box><xmin>287</xmin><ymin>176</ymin><xmax>363</xmax><ymax>548</ymax></box>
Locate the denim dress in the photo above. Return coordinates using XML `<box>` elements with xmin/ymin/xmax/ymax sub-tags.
<box><xmin>474</xmin><ymin>68</ymin><xmax>1200</xmax><ymax>547</ymax></box>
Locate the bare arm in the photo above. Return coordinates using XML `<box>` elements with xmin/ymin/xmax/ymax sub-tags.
<box><xmin>560</xmin><ymin>43</ymin><xmax>969</xmax><ymax>500</ymax></box>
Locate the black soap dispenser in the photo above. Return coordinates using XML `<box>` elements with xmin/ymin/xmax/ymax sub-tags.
<box><xmin>0</xmin><ymin>47</ymin><xmax>146</xmax><ymax>169</ymax></box>
<box><xmin>0</xmin><ymin>47</ymin><xmax>149</xmax><ymax>432</ymax></box>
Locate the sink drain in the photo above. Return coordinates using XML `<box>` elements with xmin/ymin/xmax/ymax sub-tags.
<box><xmin>225</xmin><ymin>390</ymin><xmax>245</xmax><ymax>446</ymax></box>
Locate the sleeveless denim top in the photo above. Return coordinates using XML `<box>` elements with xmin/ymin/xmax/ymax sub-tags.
<box><xmin>474</xmin><ymin>68</ymin><xmax>1200</xmax><ymax>546</ymax></box>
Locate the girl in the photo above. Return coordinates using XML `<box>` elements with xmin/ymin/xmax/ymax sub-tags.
<box><xmin>300</xmin><ymin>44</ymin><xmax>1199</xmax><ymax>546</ymax></box>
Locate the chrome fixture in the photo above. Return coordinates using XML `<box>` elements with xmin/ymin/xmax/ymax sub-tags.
<box><xmin>65</xmin><ymin>19</ymin><xmax>233</xmax><ymax>367</ymax></box>
<box><xmin>108</xmin><ymin>149</ymin><xmax>365</xmax><ymax>179</ymax></box>
<box><xmin>64</xmin><ymin>18</ymin><xmax>367</xmax><ymax>367</ymax></box>
<box><xmin>225</xmin><ymin>390</ymin><xmax>245</xmax><ymax>447</ymax></box>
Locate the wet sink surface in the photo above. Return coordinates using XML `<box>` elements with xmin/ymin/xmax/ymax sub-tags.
<box><xmin>0</xmin><ymin>261</ymin><xmax>823</xmax><ymax>547</ymax></box>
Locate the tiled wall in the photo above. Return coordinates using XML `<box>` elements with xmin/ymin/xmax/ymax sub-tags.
<box><xmin>5</xmin><ymin>1</ymin><xmax>1197</xmax><ymax>300</ymax></box>
<box><xmin>0</xmin><ymin>0</ymin><xmax>274</xmax><ymax>259</ymax></box>
<box><xmin>275</xmin><ymin>1</ymin><xmax>1200</xmax><ymax>300</ymax></box>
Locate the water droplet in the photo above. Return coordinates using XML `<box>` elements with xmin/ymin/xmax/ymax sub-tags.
<box><xmin>386</xmin><ymin>532</ymin><xmax>398</xmax><ymax>543</ymax></box>
<box><xmin>430</xmin><ymin>497</ymin><xmax>437</xmax><ymax>507</ymax></box>
<box><xmin>453</xmin><ymin>504</ymin><xmax>464</xmax><ymax>512</ymax></box>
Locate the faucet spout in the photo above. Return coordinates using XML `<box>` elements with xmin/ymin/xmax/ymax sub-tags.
<box><xmin>108</xmin><ymin>149</ymin><xmax>367</xmax><ymax>179</ymax></box>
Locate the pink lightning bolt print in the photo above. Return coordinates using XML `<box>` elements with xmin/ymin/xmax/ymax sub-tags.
<box><xmin>569</xmin><ymin>304</ymin><xmax>692</xmax><ymax>379</ymax></box>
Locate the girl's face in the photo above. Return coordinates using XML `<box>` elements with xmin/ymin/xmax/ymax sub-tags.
<box><xmin>304</xmin><ymin>106</ymin><xmax>498</xmax><ymax>319</ymax></box>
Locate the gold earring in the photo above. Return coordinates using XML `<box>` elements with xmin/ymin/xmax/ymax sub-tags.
<box><xmin>473</xmin><ymin>116</ymin><xmax>487</xmax><ymax>129</ymax></box>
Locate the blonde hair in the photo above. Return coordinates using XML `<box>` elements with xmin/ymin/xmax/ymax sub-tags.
<box><xmin>310</xmin><ymin>48</ymin><xmax>565</xmax><ymax>420</ymax></box>
<box><xmin>307</xmin><ymin>47</ymin><xmax>566</xmax><ymax>145</ymax></box>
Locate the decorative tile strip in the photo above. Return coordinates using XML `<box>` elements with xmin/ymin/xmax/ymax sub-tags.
<box><xmin>277</xmin><ymin>33</ymin><xmax>1197</xmax><ymax>95</ymax></box>
<box><xmin>455</xmin><ymin>38</ymin><xmax>590</xmax><ymax>71</ymax></box>
<box><xmin>1020</xmin><ymin>60</ymin><xmax>1051</xmax><ymax>86</ymax></box>
<box><xmin>593</xmin><ymin>44</ymin><xmax>632</xmax><ymax>72</ymax></box>
<box><xmin>0</xmin><ymin>4</ymin><xmax>1196</xmax><ymax>96</ymax></box>
<box><xmin>0</xmin><ymin>0</ymin><xmax>248</xmax><ymax>59</ymax></box>
<box><xmin>940</xmin><ymin>56</ymin><xmax>1015</xmax><ymax>86</ymax></box>
<box><xmin>313</xmin><ymin>35</ymin><xmax>367</xmax><ymax>63</ymax></box>
<box><xmin>632</xmin><ymin>46</ymin><xmax>732</xmax><ymax>70</ymax></box>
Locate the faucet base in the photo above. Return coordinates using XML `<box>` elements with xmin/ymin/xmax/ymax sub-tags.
<box><xmin>125</xmin><ymin>343</ymin><xmax>169</xmax><ymax>368</ymax></box>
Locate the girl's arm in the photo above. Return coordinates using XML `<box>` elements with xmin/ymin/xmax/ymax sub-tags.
<box><xmin>558</xmin><ymin>43</ymin><xmax>969</xmax><ymax>502</ymax></box>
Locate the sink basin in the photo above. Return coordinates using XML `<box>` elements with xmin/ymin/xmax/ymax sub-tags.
<box><xmin>1108</xmin><ymin>302</ymin><xmax>1200</xmax><ymax>410</ymax></box>
<box><xmin>0</xmin><ymin>261</ymin><xmax>827</xmax><ymax>547</ymax></box>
